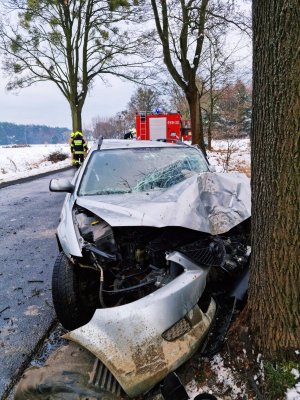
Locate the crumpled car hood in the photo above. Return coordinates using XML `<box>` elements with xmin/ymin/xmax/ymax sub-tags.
<box><xmin>76</xmin><ymin>172</ymin><xmax>250</xmax><ymax>235</ymax></box>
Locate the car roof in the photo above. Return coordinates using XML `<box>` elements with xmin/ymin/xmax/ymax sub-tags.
<box><xmin>90</xmin><ymin>139</ymin><xmax>190</xmax><ymax>151</ymax></box>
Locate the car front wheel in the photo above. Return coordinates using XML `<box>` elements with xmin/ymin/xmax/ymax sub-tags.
<box><xmin>52</xmin><ymin>252</ymin><xmax>99</xmax><ymax>330</ymax></box>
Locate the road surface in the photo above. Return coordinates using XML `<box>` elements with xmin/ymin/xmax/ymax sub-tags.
<box><xmin>0</xmin><ymin>169</ymin><xmax>74</xmax><ymax>399</ymax></box>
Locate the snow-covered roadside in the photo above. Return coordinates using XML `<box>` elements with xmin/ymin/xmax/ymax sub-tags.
<box><xmin>208</xmin><ymin>138</ymin><xmax>251</xmax><ymax>176</ymax></box>
<box><xmin>0</xmin><ymin>139</ymin><xmax>251</xmax><ymax>185</ymax></box>
<box><xmin>185</xmin><ymin>353</ymin><xmax>249</xmax><ymax>400</ymax></box>
<box><xmin>0</xmin><ymin>144</ymin><xmax>71</xmax><ymax>184</ymax></box>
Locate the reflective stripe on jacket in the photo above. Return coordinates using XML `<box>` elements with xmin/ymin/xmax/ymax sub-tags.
<box><xmin>70</xmin><ymin>132</ymin><xmax>88</xmax><ymax>154</ymax></box>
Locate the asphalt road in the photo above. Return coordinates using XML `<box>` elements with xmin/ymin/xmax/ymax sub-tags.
<box><xmin>0</xmin><ymin>169</ymin><xmax>74</xmax><ymax>399</ymax></box>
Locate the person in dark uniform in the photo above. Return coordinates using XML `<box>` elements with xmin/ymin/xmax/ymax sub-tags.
<box><xmin>69</xmin><ymin>131</ymin><xmax>88</xmax><ymax>167</ymax></box>
<box><xmin>124</xmin><ymin>128</ymin><xmax>136</xmax><ymax>140</ymax></box>
<box><xmin>124</xmin><ymin>130</ymin><xmax>133</xmax><ymax>139</ymax></box>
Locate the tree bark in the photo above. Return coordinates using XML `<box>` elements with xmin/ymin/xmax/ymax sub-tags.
<box><xmin>71</xmin><ymin>104</ymin><xmax>83</xmax><ymax>133</ymax></box>
<box><xmin>207</xmin><ymin>116</ymin><xmax>212</xmax><ymax>150</ymax></box>
<box><xmin>207</xmin><ymin>94</ymin><xmax>214</xmax><ymax>151</ymax></box>
<box><xmin>186</xmin><ymin>87</ymin><xmax>206</xmax><ymax>155</ymax></box>
<box><xmin>249</xmin><ymin>0</ymin><xmax>300</xmax><ymax>359</ymax></box>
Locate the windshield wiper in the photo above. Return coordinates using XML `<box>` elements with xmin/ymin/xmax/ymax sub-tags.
<box><xmin>87</xmin><ymin>188</ymin><xmax>132</xmax><ymax>195</ymax></box>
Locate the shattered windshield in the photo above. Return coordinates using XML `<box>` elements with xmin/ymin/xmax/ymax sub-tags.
<box><xmin>78</xmin><ymin>146</ymin><xmax>209</xmax><ymax>196</ymax></box>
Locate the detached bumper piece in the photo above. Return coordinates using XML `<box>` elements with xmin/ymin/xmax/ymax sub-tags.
<box><xmin>65</xmin><ymin>251</ymin><xmax>216</xmax><ymax>398</ymax></box>
<box><xmin>66</xmin><ymin>300</ymin><xmax>215</xmax><ymax>398</ymax></box>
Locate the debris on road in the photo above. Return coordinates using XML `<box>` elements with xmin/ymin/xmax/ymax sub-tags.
<box><xmin>0</xmin><ymin>306</ymin><xmax>10</xmax><ymax>315</ymax></box>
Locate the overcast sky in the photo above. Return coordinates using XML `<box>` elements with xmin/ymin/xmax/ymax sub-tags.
<box><xmin>0</xmin><ymin>73</ymin><xmax>136</xmax><ymax>129</ymax></box>
<box><xmin>0</xmin><ymin>49</ymin><xmax>251</xmax><ymax>131</ymax></box>
<box><xmin>0</xmin><ymin>0</ymin><xmax>251</xmax><ymax>130</ymax></box>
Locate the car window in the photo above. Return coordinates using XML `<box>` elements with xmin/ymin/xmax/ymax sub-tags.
<box><xmin>78</xmin><ymin>147</ymin><xmax>209</xmax><ymax>196</ymax></box>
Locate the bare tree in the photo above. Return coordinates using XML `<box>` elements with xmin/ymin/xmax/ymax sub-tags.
<box><xmin>200</xmin><ymin>38</ymin><xmax>235</xmax><ymax>150</ymax></box>
<box><xmin>214</xmin><ymin>80</ymin><xmax>251</xmax><ymax>139</ymax></box>
<box><xmin>128</xmin><ymin>86</ymin><xmax>164</xmax><ymax>113</ymax></box>
<box><xmin>0</xmin><ymin>0</ymin><xmax>149</xmax><ymax>132</ymax></box>
<box><xmin>165</xmin><ymin>80</ymin><xmax>190</xmax><ymax>118</ymax></box>
<box><xmin>150</xmin><ymin>0</ymin><xmax>250</xmax><ymax>154</ymax></box>
<box><xmin>92</xmin><ymin>111</ymin><xmax>130</xmax><ymax>138</ymax></box>
<box><xmin>125</xmin><ymin>86</ymin><xmax>167</xmax><ymax>125</ymax></box>
<box><xmin>92</xmin><ymin>116</ymin><xmax>116</xmax><ymax>138</ymax></box>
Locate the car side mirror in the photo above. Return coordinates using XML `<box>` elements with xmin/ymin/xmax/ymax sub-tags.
<box><xmin>49</xmin><ymin>178</ymin><xmax>74</xmax><ymax>193</ymax></box>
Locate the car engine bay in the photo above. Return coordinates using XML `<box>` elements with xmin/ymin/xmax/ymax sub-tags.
<box><xmin>73</xmin><ymin>206</ymin><xmax>250</xmax><ymax>308</ymax></box>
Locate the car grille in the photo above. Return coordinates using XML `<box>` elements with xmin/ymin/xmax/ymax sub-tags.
<box><xmin>89</xmin><ymin>358</ymin><xmax>123</xmax><ymax>396</ymax></box>
<box><xmin>179</xmin><ymin>237</ymin><xmax>225</xmax><ymax>267</ymax></box>
<box><xmin>162</xmin><ymin>317</ymin><xmax>192</xmax><ymax>341</ymax></box>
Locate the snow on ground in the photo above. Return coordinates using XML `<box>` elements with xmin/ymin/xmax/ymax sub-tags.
<box><xmin>0</xmin><ymin>138</ymin><xmax>251</xmax><ymax>185</ymax></box>
<box><xmin>286</xmin><ymin>382</ymin><xmax>300</xmax><ymax>400</ymax></box>
<box><xmin>0</xmin><ymin>144</ymin><xmax>71</xmax><ymax>184</ymax></box>
<box><xmin>185</xmin><ymin>354</ymin><xmax>248</xmax><ymax>400</ymax></box>
<box><xmin>286</xmin><ymin>366</ymin><xmax>300</xmax><ymax>400</ymax></box>
<box><xmin>207</xmin><ymin>138</ymin><xmax>251</xmax><ymax>176</ymax></box>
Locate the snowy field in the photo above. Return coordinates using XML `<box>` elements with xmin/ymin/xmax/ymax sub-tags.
<box><xmin>0</xmin><ymin>138</ymin><xmax>251</xmax><ymax>184</ymax></box>
<box><xmin>0</xmin><ymin>143</ymin><xmax>71</xmax><ymax>184</ymax></box>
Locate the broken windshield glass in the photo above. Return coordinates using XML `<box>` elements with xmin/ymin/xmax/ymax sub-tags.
<box><xmin>78</xmin><ymin>146</ymin><xmax>209</xmax><ymax>196</ymax></box>
<box><xmin>133</xmin><ymin>156</ymin><xmax>202</xmax><ymax>191</ymax></box>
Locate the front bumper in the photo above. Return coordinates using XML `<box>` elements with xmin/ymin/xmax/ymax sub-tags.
<box><xmin>65</xmin><ymin>252</ymin><xmax>216</xmax><ymax>397</ymax></box>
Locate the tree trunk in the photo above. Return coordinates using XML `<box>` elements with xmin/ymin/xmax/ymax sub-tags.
<box><xmin>207</xmin><ymin>64</ymin><xmax>214</xmax><ymax>151</ymax></box>
<box><xmin>70</xmin><ymin>104</ymin><xmax>83</xmax><ymax>133</ymax></box>
<box><xmin>249</xmin><ymin>0</ymin><xmax>300</xmax><ymax>359</ymax></box>
<box><xmin>207</xmin><ymin>97</ymin><xmax>214</xmax><ymax>151</ymax></box>
<box><xmin>207</xmin><ymin>120</ymin><xmax>212</xmax><ymax>150</ymax></box>
<box><xmin>186</xmin><ymin>87</ymin><xmax>206</xmax><ymax>155</ymax></box>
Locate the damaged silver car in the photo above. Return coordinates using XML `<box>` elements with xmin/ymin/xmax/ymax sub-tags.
<box><xmin>49</xmin><ymin>138</ymin><xmax>251</xmax><ymax>398</ymax></box>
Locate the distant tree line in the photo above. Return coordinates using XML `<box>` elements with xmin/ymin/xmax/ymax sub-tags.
<box><xmin>0</xmin><ymin>122</ymin><xmax>69</xmax><ymax>145</ymax></box>
<box><xmin>203</xmin><ymin>79</ymin><xmax>252</xmax><ymax>145</ymax></box>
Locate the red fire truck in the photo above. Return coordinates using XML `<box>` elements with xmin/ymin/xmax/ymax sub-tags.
<box><xmin>135</xmin><ymin>111</ymin><xmax>192</xmax><ymax>141</ymax></box>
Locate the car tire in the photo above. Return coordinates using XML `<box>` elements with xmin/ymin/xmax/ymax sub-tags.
<box><xmin>52</xmin><ymin>252</ymin><xmax>98</xmax><ymax>330</ymax></box>
<box><xmin>194</xmin><ymin>394</ymin><xmax>217</xmax><ymax>400</ymax></box>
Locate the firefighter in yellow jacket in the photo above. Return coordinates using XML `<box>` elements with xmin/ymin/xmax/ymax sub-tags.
<box><xmin>69</xmin><ymin>131</ymin><xmax>88</xmax><ymax>167</ymax></box>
